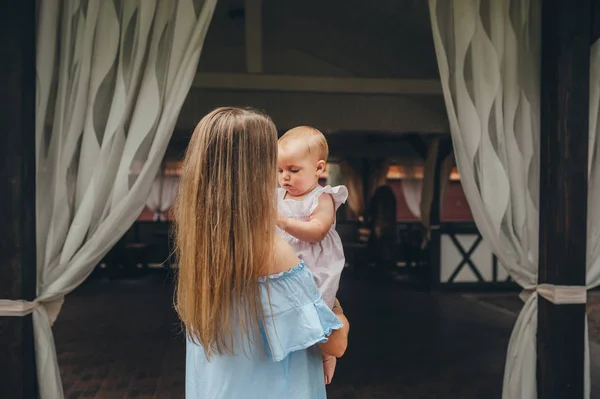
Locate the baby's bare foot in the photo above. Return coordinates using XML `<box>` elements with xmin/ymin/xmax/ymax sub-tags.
<box><xmin>323</xmin><ymin>356</ymin><xmax>337</xmax><ymax>385</ymax></box>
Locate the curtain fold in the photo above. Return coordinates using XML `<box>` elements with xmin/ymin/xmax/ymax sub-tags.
<box><xmin>339</xmin><ymin>158</ymin><xmax>390</xmax><ymax>220</ymax></box>
<box><xmin>146</xmin><ymin>174</ymin><xmax>179</xmax><ymax>221</ymax></box>
<box><xmin>429</xmin><ymin>1</ymin><xmax>540</xmax><ymax>397</ymax></box>
<box><xmin>402</xmin><ymin>150</ymin><xmax>453</xmax><ymax>222</ymax></box>
<box><xmin>401</xmin><ymin>175</ymin><xmax>422</xmax><ymax>219</ymax></box>
<box><xmin>158</xmin><ymin>175</ymin><xmax>179</xmax><ymax>220</ymax></box>
<box><xmin>587</xmin><ymin>39</ymin><xmax>600</xmax><ymax>287</ymax></box>
<box><xmin>585</xmin><ymin>38</ymin><xmax>600</xmax><ymax>397</ymax></box>
<box><xmin>430</xmin><ymin>1</ymin><xmax>600</xmax><ymax>398</ymax></box>
<box><xmin>34</xmin><ymin>1</ymin><xmax>217</xmax><ymax>397</ymax></box>
<box><xmin>439</xmin><ymin>151</ymin><xmax>455</xmax><ymax>209</ymax></box>
<box><xmin>416</xmin><ymin>140</ymin><xmax>454</xmax><ymax>247</ymax></box>
<box><xmin>326</xmin><ymin>162</ymin><xmax>344</xmax><ymax>187</ymax></box>
<box><xmin>340</xmin><ymin>159</ymin><xmax>364</xmax><ymax>219</ymax></box>
<box><xmin>367</xmin><ymin>158</ymin><xmax>390</xmax><ymax>200</ymax></box>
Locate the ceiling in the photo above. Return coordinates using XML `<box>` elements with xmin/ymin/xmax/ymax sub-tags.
<box><xmin>170</xmin><ymin>0</ymin><xmax>447</xmax><ymax>160</ymax></box>
<box><xmin>198</xmin><ymin>0</ymin><xmax>439</xmax><ymax>78</ymax></box>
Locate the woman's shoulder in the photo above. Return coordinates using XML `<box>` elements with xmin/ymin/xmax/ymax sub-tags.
<box><xmin>259</xmin><ymin>236</ymin><xmax>300</xmax><ymax>276</ymax></box>
<box><xmin>272</xmin><ymin>236</ymin><xmax>301</xmax><ymax>273</ymax></box>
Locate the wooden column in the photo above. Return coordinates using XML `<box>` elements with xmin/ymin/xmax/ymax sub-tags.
<box><xmin>361</xmin><ymin>157</ymin><xmax>371</xmax><ymax>218</ymax></box>
<box><xmin>0</xmin><ymin>0</ymin><xmax>38</xmax><ymax>398</ymax></box>
<box><xmin>537</xmin><ymin>1</ymin><xmax>591</xmax><ymax>397</ymax></box>
<box><xmin>594</xmin><ymin>0</ymin><xmax>600</xmax><ymax>45</ymax></box>
<box><xmin>244</xmin><ymin>0</ymin><xmax>263</xmax><ymax>73</ymax></box>
<box><xmin>428</xmin><ymin>138</ymin><xmax>451</xmax><ymax>290</ymax></box>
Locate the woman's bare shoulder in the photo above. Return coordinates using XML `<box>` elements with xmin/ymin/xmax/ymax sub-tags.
<box><xmin>269</xmin><ymin>236</ymin><xmax>300</xmax><ymax>275</ymax></box>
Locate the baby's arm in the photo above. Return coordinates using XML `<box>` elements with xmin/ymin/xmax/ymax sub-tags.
<box><xmin>277</xmin><ymin>194</ymin><xmax>335</xmax><ymax>243</ymax></box>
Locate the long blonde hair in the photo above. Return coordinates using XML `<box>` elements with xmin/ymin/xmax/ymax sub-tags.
<box><xmin>173</xmin><ymin>107</ymin><xmax>278</xmax><ymax>358</ymax></box>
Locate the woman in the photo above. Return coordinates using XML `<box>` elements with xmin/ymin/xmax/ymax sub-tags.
<box><xmin>173</xmin><ymin>107</ymin><xmax>350</xmax><ymax>398</ymax></box>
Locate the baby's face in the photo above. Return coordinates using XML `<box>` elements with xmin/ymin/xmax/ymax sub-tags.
<box><xmin>277</xmin><ymin>143</ymin><xmax>322</xmax><ymax>197</ymax></box>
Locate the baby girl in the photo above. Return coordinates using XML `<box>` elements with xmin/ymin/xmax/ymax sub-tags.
<box><xmin>275</xmin><ymin>126</ymin><xmax>348</xmax><ymax>384</ymax></box>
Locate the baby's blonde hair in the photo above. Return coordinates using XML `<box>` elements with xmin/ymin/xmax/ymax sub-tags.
<box><xmin>173</xmin><ymin>107</ymin><xmax>278</xmax><ymax>359</ymax></box>
<box><xmin>278</xmin><ymin>126</ymin><xmax>329</xmax><ymax>162</ymax></box>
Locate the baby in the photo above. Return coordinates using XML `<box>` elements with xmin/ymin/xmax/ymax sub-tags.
<box><xmin>275</xmin><ymin>126</ymin><xmax>348</xmax><ymax>385</ymax></box>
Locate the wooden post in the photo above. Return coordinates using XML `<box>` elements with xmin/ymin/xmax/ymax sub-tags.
<box><xmin>244</xmin><ymin>0</ymin><xmax>263</xmax><ymax>73</ymax></box>
<box><xmin>537</xmin><ymin>1</ymin><xmax>591</xmax><ymax>397</ymax></box>
<box><xmin>428</xmin><ymin>138</ymin><xmax>451</xmax><ymax>290</ymax></box>
<box><xmin>361</xmin><ymin>157</ymin><xmax>371</xmax><ymax>218</ymax></box>
<box><xmin>0</xmin><ymin>0</ymin><xmax>37</xmax><ymax>398</ymax></box>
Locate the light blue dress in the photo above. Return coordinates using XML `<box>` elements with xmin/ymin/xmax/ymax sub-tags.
<box><xmin>185</xmin><ymin>261</ymin><xmax>344</xmax><ymax>398</ymax></box>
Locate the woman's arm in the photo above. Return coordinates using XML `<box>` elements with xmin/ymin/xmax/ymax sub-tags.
<box><xmin>262</xmin><ymin>236</ymin><xmax>301</xmax><ymax>276</ymax></box>
<box><xmin>320</xmin><ymin>300</ymin><xmax>349</xmax><ymax>358</ymax></box>
<box><xmin>264</xmin><ymin>240</ymin><xmax>348</xmax><ymax>359</ymax></box>
<box><xmin>277</xmin><ymin>194</ymin><xmax>335</xmax><ymax>243</ymax></box>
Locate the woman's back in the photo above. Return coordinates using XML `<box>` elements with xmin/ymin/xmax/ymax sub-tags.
<box><xmin>186</xmin><ymin>239</ymin><xmax>342</xmax><ymax>398</ymax></box>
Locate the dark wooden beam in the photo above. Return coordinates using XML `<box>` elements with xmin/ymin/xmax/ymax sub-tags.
<box><xmin>244</xmin><ymin>0</ymin><xmax>263</xmax><ymax>73</ymax></box>
<box><xmin>428</xmin><ymin>137</ymin><xmax>452</xmax><ymax>290</ymax></box>
<box><xmin>405</xmin><ymin>134</ymin><xmax>429</xmax><ymax>159</ymax></box>
<box><xmin>0</xmin><ymin>0</ymin><xmax>38</xmax><ymax>398</ymax></box>
<box><xmin>438</xmin><ymin>137</ymin><xmax>453</xmax><ymax>161</ymax></box>
<box><xmin>537</xmin><ymin>1</ymin><xmax>591</xmax><ymax>397</ymax></box>
<box><xmin>361</xmin><ymin>158</ymin><xmax>371</xmax><ymax>218</ymax></box>
<box><xmin>593</xmin><ymin>0</ymin><xmax>600</xmax><ymax>44</ymax></box>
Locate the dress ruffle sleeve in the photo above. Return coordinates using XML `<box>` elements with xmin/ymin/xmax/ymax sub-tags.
<box><xmin>308</xmin><ymin>185</ymin><xmax>349</xmax><ymax>215</ymax></box>
<box><xmin>259</xmin><ymin>261</ymin><xmax>344</xmax><ymax>362</ymax></box>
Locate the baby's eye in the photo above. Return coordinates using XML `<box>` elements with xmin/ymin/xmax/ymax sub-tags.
<box><xmin>290</xmin><ymin>169</ymin><xmax>299</xmax><ymax>173</ymax></box>
<box><xmin>277</xmin><ymin>169</ymin><xmax>283</xmax><ymax>173</ymax></box>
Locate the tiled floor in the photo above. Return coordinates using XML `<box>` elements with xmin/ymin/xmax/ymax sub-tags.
<box><xmin>54</xmin><ymin>271</ymin><xmax>527</xmax><ymax>398</ymax></box>
<box><xmin>55</xmin><ymin>272</ymin><xmax>184</xmax><ymax>399</ymax></box>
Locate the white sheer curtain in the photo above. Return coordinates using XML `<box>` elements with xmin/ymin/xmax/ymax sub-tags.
<box><xmin>367</xmin><ymin>158</ymin><xmax>390</xmax><ymax>199</ymax></box>
<box><xmin>439</xmin><ymin>151</ymin><xmax>455</xmax><ymax>207</ymax></box>
<box><xmin>340</xmin><ymin>159</ymin><xmax>365</xmax><ymax>219</ymax></box>
<box><xmin>587</xmin><ymin>41</ymin><xmax>600</xmax><ymax>285</ymax></box>
<box><xmin>34</xmin><ymin>1</ymin><xmax>216</xmax><ymax>397</ymax></box>
<box><xmin>430</xmin><ymin>1</ymin><xmax>540</xmax><ymax>397</ymax></box>
<box><xmin>586</xmin><ymin>38</ymin><xmax>600</xmax><ymax>397</ymax></box>
<box><xmin>430</xmin><ymin>1</ymin><xmax>600</xmax><ymax>398</ymax></box>
<box><xmin>401</xmin><ymin>177</ymin><xmax>422</xmax><ymax>218</ymax></box>
<box><xmin>146</xmin><ymin>174</ymin><xmax>180</xmax><ymax>221</ymax></box>
<box><xmin>326</xmin><ymin>162</ymin><xmax>344</xmax><ymax>187</ymax></box>
<box><xmin>402</xmin><ymin>150</ymin><xmax>454</xmax><ymax>221</ymax></box>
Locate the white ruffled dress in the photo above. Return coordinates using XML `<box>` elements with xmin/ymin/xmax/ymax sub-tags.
<box><xmin>277</xmin><ymin>185</ymin><xmax>348</xmax><ymax>308</ymax></box>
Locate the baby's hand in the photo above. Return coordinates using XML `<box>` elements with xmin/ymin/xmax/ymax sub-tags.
<box><xmin>322</xmin><ymin>354</ymin><xmax>337</xmax><ymax>385</ymax></box>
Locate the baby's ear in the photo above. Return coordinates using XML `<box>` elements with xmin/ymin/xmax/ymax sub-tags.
<box><xmin>316</xmin><ymin>160</ymin><xmax>326</xmax><ymax>174</ymax></box>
